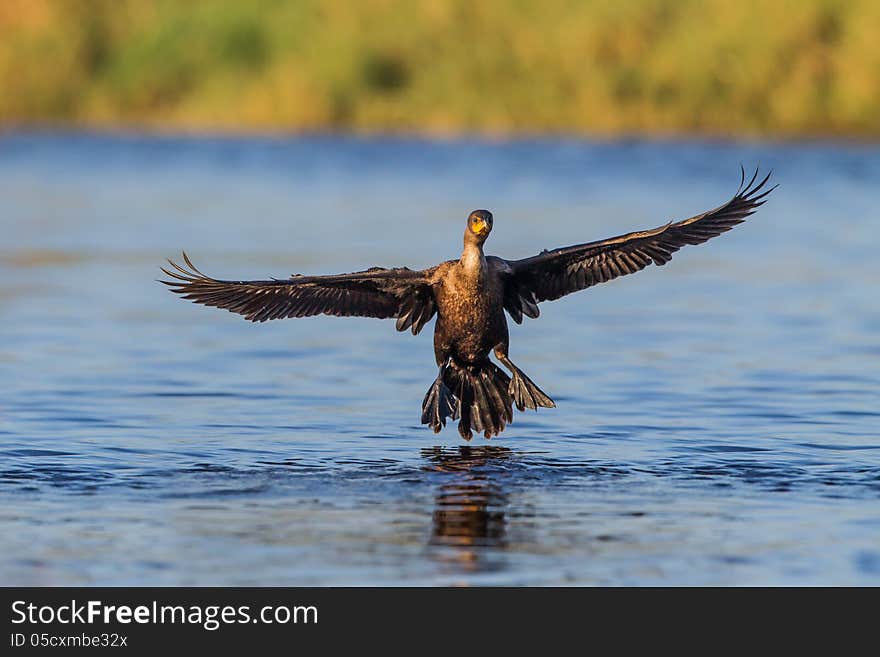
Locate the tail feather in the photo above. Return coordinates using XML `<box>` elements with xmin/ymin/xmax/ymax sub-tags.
<box><xmin>479</xmin><ymin>370</ymin><xmax>507</xmax><ymax>433</ymax></box>
<box><xmin>420</xmin><ymin>358</ymin><xmax>548</xmax><ymax>439</ymax></box>
<box><xmin>455</xmin><ymin>373</ymin><xmax>475</xmax><ymax>440</ymax></box>
<box><xmin>433</xmin><ymin>360</ymin><xmax>513</xmax><ymax>439</ymax></box>
<box><xmin>472</xmin><ymin>377</ymin><xmax>497</xmax><ymax>437</ymax></box>
<box><xmin>481</xmin><ymin>368</ymin><xmax>513</xmax><ymax>424</ymax></box>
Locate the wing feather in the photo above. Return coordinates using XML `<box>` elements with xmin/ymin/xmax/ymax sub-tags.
<box><xmin>160</xmin><ymin>253</ymin><xmax>439</xmax><ymax>333</ymax></box>
<box><xmin>506</xmin><ymin>167</ymin><xmax>776</xmax><ymax>305</ymax></box>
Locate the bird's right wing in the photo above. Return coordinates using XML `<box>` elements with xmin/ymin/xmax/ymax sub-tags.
<box><xmin>160</xmin><ymin>252</ymin><xmax>439</xmax><ymax>335</ymax></box>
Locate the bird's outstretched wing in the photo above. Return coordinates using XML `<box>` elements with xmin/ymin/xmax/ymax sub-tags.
<box><xmin>160</xmin><ymin>252</ymin><xmax>439</xmax><ymax>335</ymax></box>
<box><xmin>501</xmin><ymin>167</ymin><xmax>776</xmax><ymax>321</ymax></box>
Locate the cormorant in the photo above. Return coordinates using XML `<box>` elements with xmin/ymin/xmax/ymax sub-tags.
<box><xmin>161</xmin><ymin>167</ymin><xmax>775</xmax><ymax>441</ymax></box>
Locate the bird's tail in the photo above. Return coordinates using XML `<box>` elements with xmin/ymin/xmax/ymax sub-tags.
<box><xmin>421</xmin><ymin>359</ymin><xmax>514</xmax><ymax>440</ymax></box>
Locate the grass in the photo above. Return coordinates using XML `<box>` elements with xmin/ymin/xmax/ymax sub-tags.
<box><xmin>2</xmin><ymin>0</ymin><xmax>879</xmax><ymax>138</ymax></box>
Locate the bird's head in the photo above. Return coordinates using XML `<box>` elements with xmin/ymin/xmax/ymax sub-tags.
<box><xmin>466</xmin><ymin>209</ymin><xmax>493</xmax><ymax>243</ymax></box>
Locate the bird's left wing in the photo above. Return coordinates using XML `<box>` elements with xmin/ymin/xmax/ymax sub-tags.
<box><xmin>500</xmin><ymin>167</ymin><xmax>775</xmax><ymax>321</ymax></box>
<box><xmin>160</xmin><ymin>252</ymin><xmax>439</xmax><ymax>334</ymax></box>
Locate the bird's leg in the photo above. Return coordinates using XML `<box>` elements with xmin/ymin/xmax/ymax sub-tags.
<box><xmin>421</xmin><ymin>359</ymin><xmax>456</xmax><ymax>433</ymax></box>
<box><xmin>494</xmin><ymin>348</ymin><xmax>556</xmax><ymax>412</ymax></box>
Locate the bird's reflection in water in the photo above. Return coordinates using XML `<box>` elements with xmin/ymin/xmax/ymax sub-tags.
<box><xmin>422</xmin><ymin>446</ymin><xmax>513</xmax><ymax>572</ymax></box>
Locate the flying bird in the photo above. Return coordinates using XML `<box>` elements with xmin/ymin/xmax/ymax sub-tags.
<box><xmin>161</xmin><ymin>167</ymin><xmax>775</xmax><ymax>441</ymax></box>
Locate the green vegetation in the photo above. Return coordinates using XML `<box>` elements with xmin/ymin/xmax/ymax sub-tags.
<box><xmin>2</xmin><ymin>0</ymin><xmax>879</xmax><ymax>138</ymax></box>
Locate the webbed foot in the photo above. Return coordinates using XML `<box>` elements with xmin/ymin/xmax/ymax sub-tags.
<box><xmin>421</xmin><ymin>365</ymin><xmax>456</xmax><ymax>432</ymax></box>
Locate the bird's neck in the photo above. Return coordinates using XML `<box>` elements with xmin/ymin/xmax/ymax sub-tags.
<box><xmin>460</xmin><ymin>242</ymin><xmax>486</xmax><ymax>280</ymax></box>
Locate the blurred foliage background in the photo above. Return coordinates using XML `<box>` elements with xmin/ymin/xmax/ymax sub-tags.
<box><xmin>2</xmin><ymin>0</ymin><xmax>879</xmax><ymax>138</ymax></box>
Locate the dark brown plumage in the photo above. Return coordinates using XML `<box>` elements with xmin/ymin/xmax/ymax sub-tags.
<box><xmin>161</xmin><ymin>166</ymin><xmax>775</xmax><ymax>441</ymax></box>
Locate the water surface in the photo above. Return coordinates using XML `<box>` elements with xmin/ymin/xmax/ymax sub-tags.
<box><xmin>1</xmin><ymin>132</ymin><xmax>878</xmax><ymax>585</ymax></box>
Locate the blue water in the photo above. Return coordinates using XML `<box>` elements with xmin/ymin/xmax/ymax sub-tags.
<box><xmin>1</xmin><ymin>132</ymin><xmax>878</xmax><ymax>585</ymax></box>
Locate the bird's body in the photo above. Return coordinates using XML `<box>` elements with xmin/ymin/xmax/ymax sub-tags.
<box><xmin>161</xmin><ymin>167</ymin><xmax>775</xmax><ymax>441</ymax></box>
<box><xmin>432</xmin><ymin>254</ymin><xmax>507</xmax><ymax>366</ymax></box>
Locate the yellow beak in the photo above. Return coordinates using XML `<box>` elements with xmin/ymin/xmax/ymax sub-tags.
<box><xmin>471</xmin><ymin>219</ymin><xmax>488</xmax><ymax>235</ymax></box>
